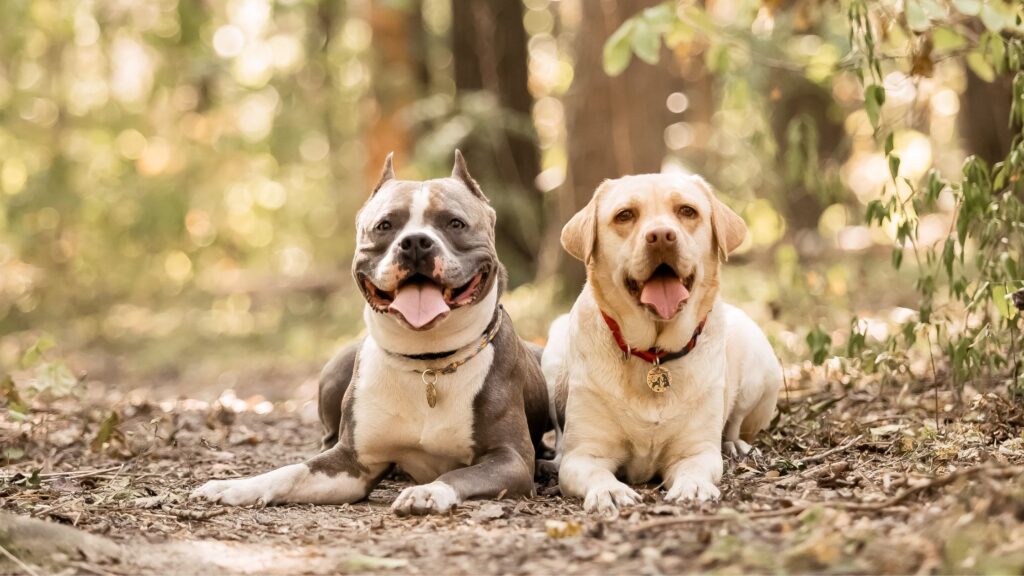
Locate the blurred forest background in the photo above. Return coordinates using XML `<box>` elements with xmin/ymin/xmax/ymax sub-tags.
<box><xmin>0</xmin><ymin>0</ymin><xmax>1021</xmax><ymax>400</ymax></box>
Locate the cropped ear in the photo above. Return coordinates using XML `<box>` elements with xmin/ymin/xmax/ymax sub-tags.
<box><xmin>371</xmin><ymin>152</ymin><xmax>395</xmax><ymax>196</ymax></box>
<box><xmin>452</xmin><ymin>149</ymin><xmax>488</xmax><ymax>201</ymax></box>
<box><xmin>561</xmin><ymin>181</ymin><xmax>606</xmax><ymax>265</ymax></box>
<box><xmin>691</xmin><ymin>175</ymin><xmax>747</xmax><ymax>261</ymax></box>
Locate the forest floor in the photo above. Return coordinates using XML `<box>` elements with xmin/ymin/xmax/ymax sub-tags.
<box><xmin>2</xmin><ymin>354</ymin><xmax>1024</xmax><ymax>575</ymax></box>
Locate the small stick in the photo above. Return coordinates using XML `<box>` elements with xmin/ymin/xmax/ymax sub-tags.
<box><xmin>0</xmin><ymin>542</ymin><xmax>41</xmax><ymax>576</ymax></box>
<box><xmin>762</xmin><ymin>461</ymin><xmax>849</xmax><ymax>485</ymax></box>
<box><xmin>633</xmin><ymin>464</ymin><xmax>1022</xmax><ymax>532</ymax></box>
<box><xmin>789</xmin><ymin>435</ymin><xmax>863</xmax><ymax>467</ymax></box>
<box><xmin>160</xmin><ymin>506</ymin><xmax>226</xmax><ymax>520</ymax></box>
<box><xmin>0</xmin><ymin>466</ymin><xmax>124</xmax><ymax>482</ymax></box>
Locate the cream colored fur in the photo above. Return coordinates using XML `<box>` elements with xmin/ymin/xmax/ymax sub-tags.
<box><xmin>546</xmin><ymin>173</ymin><xmax>781</xmax><ymax>516</ymax></box>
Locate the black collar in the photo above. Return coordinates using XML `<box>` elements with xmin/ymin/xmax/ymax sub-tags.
<box><xmin>396</xmin><ymin>305</ymin><xmax>503</xmax><ymax>361</ymax></box>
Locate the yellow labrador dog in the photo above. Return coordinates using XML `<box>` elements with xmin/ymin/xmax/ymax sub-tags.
<box><xmin>543</xmin><ymin>173</ymin><xmax>781</xmax><ymax>515</ymax></box>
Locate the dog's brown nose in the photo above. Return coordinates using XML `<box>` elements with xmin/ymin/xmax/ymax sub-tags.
<box><xmin>645</xmin><ymin>227</ymin><xmax>677</xmax><ymax>246</ymax></box>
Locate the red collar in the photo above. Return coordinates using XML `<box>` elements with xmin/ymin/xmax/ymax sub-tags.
<box><xmin>600</xmin><ymin>310</ymin><xmax>708</xmax><ymax>364</ymax></box>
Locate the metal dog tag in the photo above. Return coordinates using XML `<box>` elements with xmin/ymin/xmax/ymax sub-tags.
<box><xmin>646</xmin><ymin>360</ymin><xmax>671</xmax><ymax>393</ymax></box>
<box><xmin>422</xmin><ymin>369</ymin><xmax>439</xmax><ymax>408</ymax></box>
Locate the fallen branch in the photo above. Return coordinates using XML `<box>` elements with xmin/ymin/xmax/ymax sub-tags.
<box><xmin>632</xmin><ymin>464</ymin><xmax>1023</xmax><ymax>532</ymax></box>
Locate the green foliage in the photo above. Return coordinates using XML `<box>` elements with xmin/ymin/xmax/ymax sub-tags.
<box><xmin>852</xmin><ymin>7</ymin><xmax>1024</xmax><ymax>388</ymax></box>
<box><xmin>806</xmin><ymin>326</ymin><xmax>833</xmax><ymax>366</ymax></box>
<box><xmin>602</xmin><ymin>2</ymin><xmax>679</xmax><ymax>75</ymax></box>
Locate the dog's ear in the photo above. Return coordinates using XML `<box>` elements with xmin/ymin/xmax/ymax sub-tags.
<box><xmin>452</xmin><ymin>149</ymin><xmax>488</xmax><ymax>201</ymax></box>
<box><xmin>692</xmin><ymin>175</ymin><xmax>747</xmax><ymax>260</ymax></box>
<box><xmin>561</xmin><ymin>181</ymin><xmax>605</xmax><ymax>265</ymax></box>
<box><xmin>371</xmin><ymin>152</ymin><xmax>395</xmax><ymax>196</ymax></box>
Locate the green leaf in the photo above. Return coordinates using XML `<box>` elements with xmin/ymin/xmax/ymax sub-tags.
<box><xmin>806</xmin><ymin>327</ymin><xmax>832</xmax><ymax>365</ymax></box>
<box><xmin>966</xmin><ymin>50</ymin><xmax>996</xmax><ymax>82</ymax></box>
<box><xmin>952</xmin><ymin>0</ymin><xmax>981</xmax><ymax>16</ymax></box>
<box><xmin>33</xmin><ymin>361</ymin><xmax>79</xmax><ymax>400</ymax></box>
<box><xmin>889</xmin><ymin>154</ymin><xmax>901</xmax><ymax>179</ymax></box>
<box><xmin>905</xmin><ymin>0</ymin><xmax>931</xmax><ymax>32</ymax></box>
<box><xmin>642</xmin><ymin>2</ymin><xmax>677</xmax><ymax>30</ymax></box>
<box><xmin>932</xmin><ymin>27</ymin><xmax>967</xmax><ymax>55</ymax></box>
<box><xmin>920</xmin><ymin>0</ymin><xmax>945</xmax><ymax>19</ymax></box>
<box><xmin>91</xmin><ymin>411</ymin><xmax>121</xmax><ymax>452</ymax></box>
<box><xmin>942</xmin><ymin>237</ymin><xmax>956</xmax><ymax>279</ymax></box>
<box><xmin>864</xmin><ymin>84</ymin><xmax>886</xmax><ymax>129</ymax></box>
<box><xmin>980</xmin><ymin>2</ymin><xmax>1012</xmax><ymax>33</ymax></box>
<box><xmin>1</xmin><ymin>376</ymin><xmax>29</xmax><ymax>416</ymax></box>
<box><xmin>631</xmin><ymin>19</ymin><xmax>662</xmax><ymax>65</ymax></box>
<box><xmin>884</xmin><ymin>132</ymin><xmax>894</xmax><ymax>155</ymax></box>
<box><xmin>993</xmin><ymin>284</ymin><xmax>1016</xmax><ymax>319</ymax></box>
<box><xmin>20</xmin><ymin>335</ymin><xmax>55</xmax><ymax>369</ymax></box>
<box><xmin>602</xmin><ymin>20</ymin><xmax>635</xmax><ymax>76</ymax></box>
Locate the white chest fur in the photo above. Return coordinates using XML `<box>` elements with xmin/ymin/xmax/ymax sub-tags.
<box><xmin>565</xmin><ymin>299</ymin><xmax>728</xmax><ymax>483</ymax></box>
<box><xmin>350</xmin><ymin>337</ymin><xmax>493</xmax><ymax>484</ymax></box>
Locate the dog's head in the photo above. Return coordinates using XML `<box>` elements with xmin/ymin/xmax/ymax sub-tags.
<box><xmin>562</xmin><ymin>173</ymin><xmax>746</xmax><ymax>322</ymax></box>
<box><xmin>352</xmin><ymin>151</ymin><xmax>499</xmax><ymax>332</ymax></box>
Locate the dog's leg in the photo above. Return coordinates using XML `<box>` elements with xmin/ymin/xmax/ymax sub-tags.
<box><xmin>559</xmin><ymin>452</ymin><xmax>640</xmax><ymax>517</ymax></box>
<box><xmin>191</xmin><ymin>444</ymin><xmax>386</xmax><ymax>506</ymax></box>
<box><xmin>317</xmin><ymin>342</ymin><xmax>360</xmax><ymax>451</ymax></box>
<box><xmin>722</xmin><ymin>416</ymin><xmax>752</xmax><ymax>459</ymax></box>
<box><xmin>664</xmin><ymin>446</ymin><xmax>723</xmax><ymax>503</ymax></box>
<box><xmin>392</xmin><ymin>394</ymin><xmax>538</xmax><ymax>517</ymax></box>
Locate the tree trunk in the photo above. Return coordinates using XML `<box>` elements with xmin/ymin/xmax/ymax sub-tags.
<box><xmin>960</xmin><ymin>68</ymin><xmax>1014</xmax><ymax>167</ymax></box>
<box><xmin>544</xmin><ymin>0</ymin><xmax>685</xmax><ymax>289</ymax></box>
<box><xmin>768</xmin><ymin>71</ymin><xmax>845</xmax><ymax>233</ymax></box>
<box><xmin>451</xmin><ymin>0</ymin><xmax>542</xmax><ymax>288</ymax></box>
<box><xmin>363</xmin><ymin>2</ymin><xmax>421</xmax><ymax>183</ymax></box>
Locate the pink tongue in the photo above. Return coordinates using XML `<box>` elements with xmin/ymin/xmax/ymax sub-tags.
<box><xmin>640</xmin><ymin>276</ymin><xmax>689</xmax><ymax>320</ymax></box>
<box><xmin>389</xmin><ymin>283</ymin><xmax>451</xmax><ymax>328</ymax></box>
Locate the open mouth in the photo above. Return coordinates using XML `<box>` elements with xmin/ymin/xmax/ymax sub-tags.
<box><xmin>360</xmin><ymin>266</ymin><xmax>491</xmax><ymax>330</ymax></box>
<box><xmin>625</xmin><ymin>263</ymin><xmax>696</xmax><ymax>320</ymax></box>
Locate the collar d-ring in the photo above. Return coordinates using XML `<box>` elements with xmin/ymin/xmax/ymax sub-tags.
<box><xmin>421</xmin><ymin>368</ymin><xmax>438</xmax><ymax>386</ymax></box>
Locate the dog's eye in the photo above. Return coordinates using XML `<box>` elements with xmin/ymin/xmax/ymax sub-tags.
<box><xmin>614</xmin><ymin>209</ymin><xmax>635</xmax><ymax>223</ymax></box>
<box><xmin>375</xmin><ymin>219</ymin><xmax>392</xmax><ymax>232</ymax></box>
<box><xmin>677</xmin><ymin>205</ymin><xmax>698</xmax><ymax>219</ymax></box>
<box><xmin>449</xmin><ymin>218</ymin><xmax>467</xmax><ymax>230</ymax></box>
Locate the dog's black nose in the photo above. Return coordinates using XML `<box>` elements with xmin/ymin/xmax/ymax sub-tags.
<box><xmin>398</xmin><ymin>233</ymin><xmax>436</xmax><ymax>261</ymax></box>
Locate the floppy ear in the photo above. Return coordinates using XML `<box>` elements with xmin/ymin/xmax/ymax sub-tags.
<box><xmin>690</xmin><ymin>175</ymin><xmax>747</xmax><ymax>260</ymax></box>
<box><xmin>371</xmin><ymin>152</ymin><xmax>395</xmax><ymax>196</ymax></box>
<box><xmin>451</xmin><ymin>149</ymin><xmax>488</xmax><ymax>201</ymax></box>
<box><xmin>561</xmin><ymin>182</ymin><xmax>605</xmax><ymax>265</ymax></box>
<box><xmin>711</xmin><ymin>196</ymin><xmax>747</xmax><ymax>260</ymax></box>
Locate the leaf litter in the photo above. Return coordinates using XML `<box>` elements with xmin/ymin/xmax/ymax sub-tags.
<box><xmin>1</xmin><ymin>358</ymin><xmax>1023</xmax><ymax>574</ymax></box>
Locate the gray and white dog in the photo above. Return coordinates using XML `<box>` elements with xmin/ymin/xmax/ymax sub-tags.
<box><xmin>192</xmin><ymin>151</ymin><xmax>549</xmax><ymax>515</ymax></box>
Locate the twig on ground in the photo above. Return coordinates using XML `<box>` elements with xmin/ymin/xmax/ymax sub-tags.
<box><xmin>0</xmin><ymin>466</ymin><xmax>125</xmax><ymax>482</ymax></box>
<box><xmin>633</xmin><ymin>464</ymin><xmax>1023</xmax><ymax>532</ymax></box>
<box><xmin>160</xmin><ymin>505</ymin><xmax>226</xmax><ymax>520</ymax></box>
<box><xmin>790</xmin><ymin>435</ymin><xmax>864</xmax><ymax>467</ymax></box>
<box><xmin>0</xmin><ymin>542</ymin><xmax>41</xmax><ymax>576</ymax></box>
<box><xmin>762</xmin><ymin>460</ymin><xmax>850</xmax><ymax>485</ymax></box>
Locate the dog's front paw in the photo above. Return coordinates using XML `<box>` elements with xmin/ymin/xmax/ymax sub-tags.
<box><xmin>723</xmin><ymin>439</ymin><xmax>756</xmax><ymax>459</ymax></box>
<box><xmin>392</xmin><ymin>481</ymin><xmax>460</xmax><ymax>516</ymax></box>
<box><xmin>190</xmin><ymin>464</ymin><xmax>304</xmax><ymax>507</ymax></box>
<box><xmin>665</xmin><ymin>474</ymin><xmax>720</xmax><ymax>503</ymax></box>
<box><xmin>582</xmin><ymin>481</ymin><xmax>641</xmax><ymax>517</ymax></box>
<box><xmin>191</xmin><ymin>477</ymin><xmax>274</xmax><ymax>507</ymax></box>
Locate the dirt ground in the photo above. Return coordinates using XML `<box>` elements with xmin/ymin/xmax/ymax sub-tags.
<box><xmin>3</xmin><ymin>356</ymin><xmax>1024</xmax><ymax>575</ymax></box>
